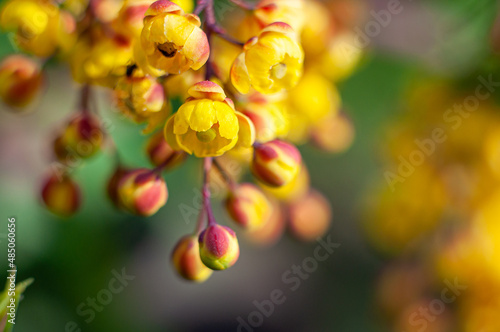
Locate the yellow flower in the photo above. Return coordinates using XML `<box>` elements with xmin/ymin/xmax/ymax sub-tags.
<box><xmin>115</xmin><ymin>68</ymin><xmax>171</xmax><ymax>133</ymax></box>
<box><xmin>285</xmin><ymin>70</ymin><xmax>341</xmax><ymax>143</ymax></box>
<box><xmin>139</xmin><ymin>0</ymin><xmax>209</xmax><ymax>75</ymax></box>
<box><xmin>317</xmin><ymin>32</ymin><xmax>363</xmax><ymax>82</ymax></box>
<box><xmin>301</xmin><ymin>0</ymin><xmax>334</xmax><ymax>58</ymax></box>
<box><xmin>165</xmin><ymin>81</ymin><xmax>255</xmax><ymax>158</ymax></box>
<box><xmin>231</xmin><ymin>22</ymin><xmax>304</xmax><ymax>95</ymax></box>
<box><xmin>70</xmin><ymin>31</ymin><xmax>133</xmax><ymax>87</ymax></box>
<box><xmin>0</xmin><ymin>0</ymin><xmax>75</xmax><ymax>57</ymax></box>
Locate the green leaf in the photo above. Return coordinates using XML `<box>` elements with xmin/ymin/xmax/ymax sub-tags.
<box><xmin>0</xmin><ymin>271</ymin><xmax>34</xmax><ymax>332</ymax></box>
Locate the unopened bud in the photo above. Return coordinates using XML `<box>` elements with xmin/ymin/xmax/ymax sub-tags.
<box><xmin>225</xmin><ymin>183</ymin><xmax>271</xmax><ymax>231</ymax></box>
<box><xmin>171</xmin><ymin>235</ymin><xmax>213</xmax><ymax>282</ymax></box>
<box><xmin>41</xmin><ymin>172</ymin><xmax>80</xmax><ymax>217</ymax></box>
<box><xmin>288</xmin><ymin>190</ymin><xmax>332</xmax><ymax>241</ymax></box>
<box><xmin>199</xmin><ymin>224</ymin><xmax>239</xmax><ymax>270</ymax></box>
<box><xmin>251</xmin><ymin>140</ymin><xmax>302</xmax><ymax>187</ymax></box>
<box><xmin>117</xmin><ymin>169</ymin><xmax>168</xmax><ymax>216</ymax></box>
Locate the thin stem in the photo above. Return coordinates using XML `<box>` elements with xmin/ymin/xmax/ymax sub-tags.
<box><xmin>199</xmin><ymin>0</ymin><xmax>244</xmax><ymax>47</ymax></box>
<box><xmin>80</xmin><ymin>85</ymin><xmax>91</xmax><ymax>113</ymax></box>
<box><xmin>194</xmin><ymin>0</ymin><xmax>208</xmax><ymax>16</ymax></box>
<box><xmin>202</xmin><ymin>157</ymin><xmax>217</xmax><ymax>226</ymax></box>
<box><xmin>230</xmin><ymin>0</ymin><xmax>254</xmax><ymax>10</ymax></box>
<box><xmin>152</xmin><ymin>151</ymin><xmax>185</xmax><ymax>175</ymax></box>
<box><xmin>194</xmin><ymin>206</ymin><xmax>206</xmax><ymax>235</ymax></box>
<box><xmin>210</xmin><ymin>25</ymin><xmax>244</xmax><ymax>46</ymax></box>
<box><xmin>212</xmin><ymin>158</ymin><xmax>237</xmax><ymax>192</ymax></box>
<box><xmin>204</xmin><ymin>28</ymin><xmax>215</xmax><ymax>81</ymax></box>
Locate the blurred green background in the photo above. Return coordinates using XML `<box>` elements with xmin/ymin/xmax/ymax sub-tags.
<box><xmin>1</xmin><ymin>0</ymin><xmax>499</xmax><ymax>331</ymax></box>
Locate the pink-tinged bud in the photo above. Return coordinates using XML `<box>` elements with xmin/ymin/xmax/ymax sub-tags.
<box><xmin>117</xmin><ymin>169</ymin><xmax>168</xmax><ymax>216</ymax></box>
<box><xmin>225</xmin><ymin>183</ymin><xmax>271</xmax><ymax>231</ymax></box>
<box><xmin>106</xmin><ymin>166</ymin><xmax>129</xmax><ymax>209</ymax></box>
<box><xmin>171</xmin><ymin>235</ymin><xmax>213</xmax><ymax>282</ymax></box>
<box><xmin>311</xmin><ymin>112</ymin><xmax>355</xmax><ymax>153</ymax></box>
<box><xmin>54</xmin><ymin>113</ymin><xmax>104</xmax><ymax>162</ymax></box>
<box><xmin>288</xmin><ymin>190</ymin><xmax>332</xmax><ymax>241</ymax></box>
<box><xmin>199</xmin><ymin>224</ymin><xmax>239</xmax><ymax>270</ymax></box>
<box><xmin>251</xmin><ymin>140</ymin><xmax>302</xmax><ymax>187</ymax></box>
<box><xmin>41</xmin><ymin>173</ymin><xmax>80</xmax><ymax>217</ymax></box>
<box><xmin>0</xmin><ymin>55</ymin><xmax>43</xmax><ymax>109</ymax></box>
<box><xmin>246</xmin><ymin>196</ymin><xmax>286</xmax><ymax>246</ymax></box>
<box><xmin>113</xmin><ymin>0</ymin><xmax>153</xmax><ymax>37</ymax></box>
<box><xmin>145</xmin><ymin>131</ymin><xmax>187</xmax><ymax>169</ymax></box>
<box><xmin>90</xmin><ymin>0</ymin><xmax>124</xmax><ymax>23</ymax></box>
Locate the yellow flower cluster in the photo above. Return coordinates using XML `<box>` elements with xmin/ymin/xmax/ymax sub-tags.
<box><xmin>0</xmin><ymin>0</ymin><xmax>362</xmax><ymax>283</ymax></box>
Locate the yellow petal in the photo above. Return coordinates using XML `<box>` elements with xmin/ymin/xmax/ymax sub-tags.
<box><xmin>189</xmin><ymin>99</ymin><xmax>217</xmax><ymax>132</ymax></box>
<box><xmin>215</xmin><ymin>101</ymin><xmax>238</xmax><ymax>139</ymax></box>
<box><xmin>235</xmin><ymin>112</ymin><xmax>256</xmax><ymax>147</ymax></box>
<box><xmin>164</xmin><ymin>114</ymin><xmax>181</xmax><ymax>150</ymax></box>
<box><xmin>230</xmin><ymin>53</ymin><xmax>251</xmax><ymax>94</ymax></box>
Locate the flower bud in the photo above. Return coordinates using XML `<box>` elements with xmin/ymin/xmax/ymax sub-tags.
<box><xmin>225</xmin><ymin>183</ymin><xmax>271</xmax><ymax>231</ymax></box>
<box><xmin>41</xmin><ymin>173</ymin><xmax>80</xmax><ymax>217</ymax></box>
<box><xmin>113</xmin><ymin>0</ymin><xmax>153</xmax><ymax>38</ymax></box>
<box><xmin>54</xmin><ymin>113</ymin><xmax>104</xmax><ymax>163</ymax></box>
<box><xmin>288</xmin><ymin>190</ymin><xmax>331</xmax><ymax>241</ymax></box>
<box><xmin>90</xmin><ymin>0</ymin><xmax>123</xmax><ymax>23</ymax></box>
<box><xmin>0</xmin><ymin>55</ymin><xmax>43</xmax><ymax>109</ymax></box>
<box><xmin>171</xmin><ymin>235</ymin><xmax>213</xmax><ymax>282</ymax></box>
<box><xmin>240</xmin><ymin>101</ymin><xmax>288</xmax><ymax>143</ymax></box>
<box><xmin>199</xmin><ymin>224</ymin><xmax>239</xmax><ymax>270</ymax></box>
<box><xmin>117</xmin><ymin>169</ymin><xmax>168</xmax><ymax>216</ymax></box>
<box><xmin>106</xmin><ymin>166</ymin><xmax>129</xmax><ymax>209</ymax></box>
<box><xmin>311</xmin><ymin>112</ymin><xmax>355</xmax><ymax>153</ymax></box>
<box><xmin>146</xmin><ymin>131</ymin><xmax>187</xmax><ymax>169</ymax></box>
<box><xmin>260</xmin><ymin>163</ymin><xmax>310</xmax><ymax>203</ymax></box>
<box><xmin>251</xmin><ymin>140</ymin><xmax>301</xmax><ymax>187</ymax></box>
<box><xmin>246</xmin><ymin>196</ymin><xmax>285</xmax><ymax>246</ymax></box>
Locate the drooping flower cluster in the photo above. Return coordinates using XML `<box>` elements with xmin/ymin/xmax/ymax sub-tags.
<box><xmin>0</xmin><ymin>0</ymin><xmax>361</xmax><ymax>282</ymax></box>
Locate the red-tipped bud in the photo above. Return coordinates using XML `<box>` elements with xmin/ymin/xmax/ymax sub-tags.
<box><xmin>288</xmin><ymin>190</ymin><xmax>332</xmax><ymax>241</ymax></box>
<box><xmin>146</xmin><ymin>131</ymin><xmax>187</xmax><ymax>169</ymax></box>
<box><xmin>41</xmin><ymin>173</ymin><xmax>80</xmax><ymax>217</ymax></box>
<box><xmin>117</xmin><ymin>169</ymin><xmax>168</xmax><ymax>216</ymax></box>
<box><xmin>54</xmin><ymin>113</ymin><xmax>104</xmax><ymax>162</ymax></box>
<box><xmin>0</xmin><ymin>55</ymin><xmax>43</xmax><ymax>109</ymax></box>
<box><xmin>199</xmin><ymin>224</ymin><xmax>239</xmax><ymax>270</ymax></box>
<box><xmin>225</xmin><ymin>183</ymin><xmax>271</xmax><ymax>231</ymax></box>
<box><xmin>171</xmin><ymin>235</ymin><xmax>213</xmax><ymax>282</ymax></box>
<box><xmin>251</xmin><ymin>140</ymin><xmax>302</xmax><ymax>187</ymax></box>
<box><xmin>106</xmin><ymin>166</ymin><xmax>130</xmax><ymax>209</ymax></box>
